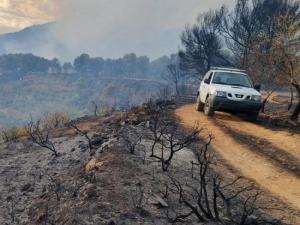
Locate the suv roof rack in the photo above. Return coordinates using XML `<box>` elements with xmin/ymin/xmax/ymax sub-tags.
<box><xmin>210</xmin><ymin>67</ymin><xmax>246</xmax><ymax>73</ymax></box>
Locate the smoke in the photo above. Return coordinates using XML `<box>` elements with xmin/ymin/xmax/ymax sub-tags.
<box><xmin>0</xmin><ymin>0</ymin><xmax>235</xmax><ymax>61</ymax></box>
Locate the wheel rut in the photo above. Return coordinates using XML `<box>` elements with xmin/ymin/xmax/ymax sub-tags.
<box><xmin>175</xmin><ymin>104</ymin><xmax>300</xmax><ymax>215</ymax></box>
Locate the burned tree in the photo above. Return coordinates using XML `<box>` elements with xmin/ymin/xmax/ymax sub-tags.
<box><xmin>160</xmin><ymin>123</ymin><xmax>200</xmax><ymax>171</ymax></box>
<box><xmin>162</xmin><ymin>54</ymin><xmax>185</xmax><ymax>96</ymax></box>
<box><xmin>272</xmin><ymin>15</ymin><xmax>300</xmax><ymax>120</ymax></box>
<box><xmin>217</xmin><ymin>0</ymin><xmax>300</xmax><ymax>116</ymax></box>
<box><xmin>146</xmin><ymin>102</ymin><xmax>168</xmax><ymax>157</ymax></box>
<box><xmin>69</xmin><ymin>123</ymin><xmax>93</xmax><ymax>153</ymax></box>
<box><xmin>163</xmin><ymin>64</ymin><xmax>182</xmax><ymax>96</ymax></box>
<box><xmin>26</xmin><ymin>120</ymin><xmax>58</xmax><ymax>157</ymax></box>
<box><xmin>145</xmin><ymin>100</ymin><xmax>201</xmax><ymax>171</ymax></box>
<box><xmin>120</xmin><ymin>125</ymin><xmax>143</xmax><ymax>154</ymax></box>
<box><xmin>46</xmin><ymin>174</ymin><xmax>65</xmax><ymax>202</ymax></box>
<box><xmin>130</xmin><ymin>181</ymin><xmax>146</xmax><ymax>209</ymax></box>
<box><xmin>180</xmin><ymin>8</ymin><xmax>230</xmax><ymax>77</ymax></box>
<box><xmin>150</xmin><ymin>119</ymin><xmax>201</xmax><ymax>171</ymax></box>
<box><xmin>166</xmin><ymin>136</ymin><xmax>284</xmax><ymax>225</ymax></box>
<box><xmin>91</xmin><ymin>101</ymin><xmax>98</xmax><ymax>117</ymax></box>
<box><xmin>220</xmin><ymin>0</ymin><xmax>300</xmax><ymax>68</ymax></box>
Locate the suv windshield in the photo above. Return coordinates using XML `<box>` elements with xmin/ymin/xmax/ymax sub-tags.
<box><xmin>212</xmin><ymin>72</ymin><xmax>252</xmax><ymax>88</ymax></box>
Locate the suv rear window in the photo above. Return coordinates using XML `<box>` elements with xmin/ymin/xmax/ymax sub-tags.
<box><xmin>212</xmin><ymin>72</ymin><xmax>253</xmax><ymax>88</ymax></box>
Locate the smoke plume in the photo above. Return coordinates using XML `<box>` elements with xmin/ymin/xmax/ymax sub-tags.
<box><xmin>0</xmin><ymin>0</ymin><xmax>235</xmax><ymax>61</ymax></box>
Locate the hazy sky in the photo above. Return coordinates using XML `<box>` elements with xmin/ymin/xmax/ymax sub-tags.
<box><xmin>0</xmin><ymin>0</ymin><xmax>235</xmax><ymax>59</ymax></box>
<box><xmin>0</xmin><ymin>0</ymin><xmax>59</xmax><ymax>33</ymax></box>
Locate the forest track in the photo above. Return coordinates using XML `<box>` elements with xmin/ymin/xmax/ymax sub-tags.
<box><xmin>175</xmin><ymin>104</ymin><xmax>300</xmax><ymax>221</ymax></box>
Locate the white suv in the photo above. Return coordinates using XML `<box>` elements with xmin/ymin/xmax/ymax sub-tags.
<box><xmin>196</xmin><ymin>67</ymin><xmax>262</xmax><ymax>121</ymax></box>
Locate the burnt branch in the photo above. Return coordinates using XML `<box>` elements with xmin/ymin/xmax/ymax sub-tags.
<box><xmin>26</xmin><ymin>120</ymin><xmax>58</xmax><ymax>157</ymax></box>
<box><xmin>69</xmin><ymin>123</ymin><xmax>93</xmax><ymax>154</ymax></box>
<box><xmin>146</xmin><ymin>101</ymin><xmax>169</xmax><ymax>157</ymax></box>
<box><xmin>46</xmin><ymin>174</ymin><xmax>64</xmax><ymax>202</ymax></box>
<box><xmin>120</xmin><ymin>125</ymin><xmax>143</xmax><ymax>154</ymax></box>
<box><xmin>91</xmin><ymin>101</ymin><xmax>98</xmax><ymax>117</ymax></box>
<box><xmin>150</xmin><ymin>120</ymin><xmax>201</xmax><ymax>171</ymax></box>
<box><xmin>166</xmin><ymin>135</ymin><xmax>283</xmax><ymax>225</ymax></box>
<box><xmin>130</xmin><ymin>182</ymin><xmax>146</xmax><ymax>209</ymax></box>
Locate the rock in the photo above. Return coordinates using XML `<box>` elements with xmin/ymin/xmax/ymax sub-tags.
<box><xmin>91</xmin><ymin>138</ymin><xmax>103</xmax><ymax>147</ymax></box>
<box><xmin>8</xmin><ymin>142</ymin><xmax>25</xmax><ymax>151</ymax></box>
<box><xmin>137</xmin><ymin>208</ymin><xmax>151</xmax><ymax>218</ymax></box>
<box><xmin>100</xmin><ymin>138</ymin><xmax>117</xmax><ymax>152</ymax></box>
<box><xmin>149</xmin><ymin>194</ymin><xmax>168</xmax><ymax>208</ymax></box>
<box><xmin>78</xmin><ymin>143</ymin><xmax>88</xmax><ymax>151</ymax></box>
<box><xmin>107</xmin><ymin>220</ymin><xmax>116</xmax><ymax>225</ymax></box>
<box><xmin>36</xmin><ymin>209</ymin><xmax>47</xmax><ymax>223</ymax></box>
<box><xmin>145</xmin><ymin>121</ymin><xmax>150</xmax><ymax>128</ymax></box>
<box><xmin>6</xmin><ymin>196</ymin><xmax>13</xmax><ymax>201</ymax></box>
<box><xmin>21</xmin><ymin>183</ymin><xmax>34</xmax><ymax>192</ymax></box>
<box><xmin>248</xmin><ymin>215</ymin><xmax>258</xmax><ymax>220</ymax></box>
<box><xmin>83</xmin><ymin>184</ymin><xmax>97</xmax><ymax>198</ymax></box>
<box><xmin>85</xmin><ymin>158</ymin><xmax>107</xmax><ymax>172</ymax></box>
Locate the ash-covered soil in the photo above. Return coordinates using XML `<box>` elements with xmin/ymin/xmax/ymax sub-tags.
<box><xmin>0</xmin><ymin>104</ymin><xmax>199</xmax><ymax>225</ymax></box>
<box><xmin>0</xmin><ymin>101</ymin><xmax>296</xmax><ymax>225</ymax></box>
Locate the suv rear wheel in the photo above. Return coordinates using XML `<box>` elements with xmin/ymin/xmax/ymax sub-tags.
<box><xmin>204</xmin><ymin>97</ymin><xmax>214</xmax><ymax>116</ymax></box>
<box><xmin>196</xmin><ymin>95</ymin><xmax>204</xmax><ymax>111</ymax></box>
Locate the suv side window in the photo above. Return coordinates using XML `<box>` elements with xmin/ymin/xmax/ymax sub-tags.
<box><xmin>204</xmin><ymin>72</ymin><xmax>213</xmax><ymax>84</ymax></box>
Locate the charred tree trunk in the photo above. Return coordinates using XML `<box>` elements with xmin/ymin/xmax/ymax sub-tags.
<box><xmin>291</xmin><ymin>83</ymin><xmax>300</xmax><ymax>121</ymax></box>
<box><xmin>288</xmin><ymin>87</ymin><xmax>294</xmax><ymax>111</ymax></box>
<box><xmin>175</xmin><ymin>80</ymin><xmax>180</xmax><ymax>96</ymax></box>
<box><xmin>261</xmin><ymin>88</ymin><xmax>277</xmax><ymax>114</ymax></box>
<box><xmin>261</xmin><ymin>93</ymin><xmax>271</xmax><ymax>113</ymax></box>
<box><xmin>261</xmin><ymin>98</ymin><xmax>268</xmax><ymax>114</ymax></box>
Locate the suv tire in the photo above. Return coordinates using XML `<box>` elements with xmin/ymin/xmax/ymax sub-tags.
<box><xmin>196</xmin><ymin>95</ymin><xmax>204</xmax><ymax>111</ymax></box>
<box><xmin>204</xmin><ymin>97</ymin><xmax>214</xmax><ymax>116</ymax></box>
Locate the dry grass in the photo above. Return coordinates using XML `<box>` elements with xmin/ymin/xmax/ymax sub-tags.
<box><xmin>41</xmin><ymin>112</ymin><xmax>70</xmax><ymax>129</ymax></box>
<box><xmin>1</xmin><ymin>112</ymin><xmax>71</xmax><ymax>143</ymax></box>
<box><xmin>1</xmin><ymin>126</ymin><xmax>27</xmax><ymax>142</ymax></box>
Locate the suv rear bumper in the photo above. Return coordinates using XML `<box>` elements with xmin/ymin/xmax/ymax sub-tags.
<box><xmin>210</xmin><ymin>96</ymin><xmax>262</xmax><ymax>113</ymax></box>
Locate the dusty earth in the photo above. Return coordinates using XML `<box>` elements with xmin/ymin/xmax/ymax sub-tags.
<box><xmin>0</xmin><ymin>107</ymin><xmax>207</xmax><ymax>225</ymax></box>
<box><xmin>0</xmin><ymin>102</ymin><xmax>299</xmax><ymax>225</ymax></box>
<box><xmin>175</xmin><ymin>104</ymin><xmax>300</xmax><ymax>224</ymax></box>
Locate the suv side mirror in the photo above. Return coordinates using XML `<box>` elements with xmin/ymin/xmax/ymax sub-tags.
<box><xmin>204</xmin><ymin>78</ymin><xmax>210</xmax><ymax>84</ymax></box>
<box><xmin>254</xmin><ymin>84</ymin><xmax>261</xmax><ymax>92</ymax></box>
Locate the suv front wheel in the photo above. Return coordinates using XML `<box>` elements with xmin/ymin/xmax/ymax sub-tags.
<box><xmin>204</xmin><ymin>97</ymin><xmax>214</xmax><ymax>116</ymax></box>
<box><xmin>196</xmin><ymin>95</ymin><xmax>204</xmax><ymax>111</ymax></box>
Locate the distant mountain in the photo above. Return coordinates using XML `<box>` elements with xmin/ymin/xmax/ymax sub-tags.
<box><xmin>0</xmin><ymin>23</ymin><xmax>54</xmax><ymax>44</ymax></box>
<box><xmin>0</xmin><ymin>23</ymin><xmax>181</xmax><ymax>61</ymax></box>
<box><xmin>0</xmin><ymin>23</ymin><xmax>71</xmax><ymax>60</ymax></box>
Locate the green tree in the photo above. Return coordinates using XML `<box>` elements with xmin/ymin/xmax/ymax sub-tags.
<box><xmin>73</xmin><ymin>54</ymin><xmax>91</xmax><ymax>73</ymax></box>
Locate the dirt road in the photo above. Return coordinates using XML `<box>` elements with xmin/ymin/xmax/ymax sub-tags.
<box><xmin>176</xmin><ymin>104</ymin><xmax>300</xmax><ymax>217</ymax></box>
